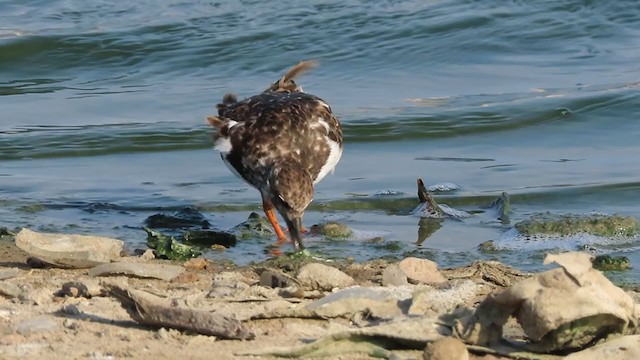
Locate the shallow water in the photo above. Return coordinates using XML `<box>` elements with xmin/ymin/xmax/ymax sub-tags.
<box><xmin>2</xmin><ymin>0</ymin><xmax>640</xmax><ymax>281</ymax></box>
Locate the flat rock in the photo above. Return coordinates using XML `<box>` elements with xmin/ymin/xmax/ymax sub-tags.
<box><xmin>15</xmin><ymin>317</ymin><xmax>59</xmax><ymax>335</ymax></box>
<box><xmin>305</xmin><ymin>286</ymin><xmax>412</xmax><ymax>319</ymax></box>
<box><xmin>15</xmin><ymin>228</ymin><xmax>123</xmax><ymax>268</ymax></box>
<box><xmin>88</xmin><ymin>262</ymin><xmax>184</xmax><ymax>281</ymax></box>
<box><xmin>409</xmin><ymin>280</ymin><xmax>481</xmax><ymax>316</ymax></box>
<box><xmin>296</xmin><ymin>263</ymin><xmax>355</xmax><ymax>291</ymax></box>
<box><xmin>398</xmin><ymin>257</ymin><xmax>446</xmax><ymax>284</ymax></box>
<box><xmin>0</xmin><ymin>268</ymin><xmax>21</xmax><ymax>280</ymax></box>
<box><xmin>381</xmin><ymin>263</ymin><xmax>408</xmax><ymax>286</ymax></box>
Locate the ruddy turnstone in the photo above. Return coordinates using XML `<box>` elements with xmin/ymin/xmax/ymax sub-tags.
<box><xmin>207</xmin><ymin>61</ymin><xmax>343</xmax><ymax>251</ymax></box>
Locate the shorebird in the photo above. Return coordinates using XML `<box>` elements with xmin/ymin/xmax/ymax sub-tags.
<box><xmin>207</xmin><ymin>61</ymin><xmax>343</xmax><ymax>251</ymax></box>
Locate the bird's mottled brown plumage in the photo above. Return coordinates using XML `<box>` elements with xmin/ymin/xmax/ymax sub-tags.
<box><xmin>206</xmin><ymin>61</ymin><xmax>343</xmax><ymax>251</ymax></box>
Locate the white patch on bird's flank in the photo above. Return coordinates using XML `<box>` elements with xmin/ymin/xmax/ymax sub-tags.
<box><xmin>312</xmin><ymin>117</ymin><xmax>330</xmax><ymax>132</ymax></box>
<box><xmin>314</xmin><ymin>137</ymin><xmax>342</xmax><ymax>185</ymax></box>
<box><xmin>213</xmin><ymin>120</ymin><xmax>238</xmax><ymax>154</ymax></box>
<box><xmin>214</xmin><ymin>137</ymin><xmax>232</xmax><ymax>153</ymax></box>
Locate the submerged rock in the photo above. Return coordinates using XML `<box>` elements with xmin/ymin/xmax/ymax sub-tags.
<box><xmin>144</xmin><ymin>207</ymin><xmax>210</xmax><ymax>229</ymax></box>
<box><xmin>231</xmin><ymin>212</ymin><xmax>275</xmax><ymax>239</ymax></box>
<box><xmin>309</xmin><ymin>222</ymin><xmax>353</xmax><ymax>239</ymax></box>
<box><xmin>143</xmin><ymin>227</ymin><xmax>201</xmax><ymax>261</ymax></box>
<box><xmin>592</xmin><ymin>255</ymin><xmax>631</xmax><ymax>271</ymax></box>
<box><xmin>182</xmin><ymin>229</ymin><xmax>237</xmax><ymax>248</ymax></box>
<box><xmin>15</xmin><ymin>228</ymin><xmax>123</xmax><ymax>268</ymax></box>
<box><xmin>514</xmin><ymin>212</ymin><xmax>640</xmax><ymax>237</ymax></box>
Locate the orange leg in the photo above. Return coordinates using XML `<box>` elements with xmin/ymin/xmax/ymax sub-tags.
<box><xmin>263</xmin><ymin>202</ymin><xmax>288</xmax><ymax>243</ymax></box>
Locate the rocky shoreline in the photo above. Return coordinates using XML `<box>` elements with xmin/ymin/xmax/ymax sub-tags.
<box><xmin>1</xmin><ymin>230</ymin><xmax>639</xmax><ymax>360</ymax></box>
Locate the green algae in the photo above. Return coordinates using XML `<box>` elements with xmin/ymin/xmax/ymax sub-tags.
<box><xmin>143</xmin><ymin>227</ymin><xmax>201</xmax><ymax>261</ymax></box>
<box><xmin>515</xmin><ymin>213</ymin><xmax>640</xmax><ymax>237</ymax></box>
<box><xmin>592</xmin><ymin>255</ymin><xmax>631</xmax><ymax>272</ymax></box>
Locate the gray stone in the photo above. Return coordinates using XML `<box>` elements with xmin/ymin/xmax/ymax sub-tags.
<box><xmin>398</xmin><ymin>257</ymin><xmax>446</xmax><ymax>284</ymax></box>
<box><xmin>296</xmin><ymin>263</ymin><xmax>355</xmax><ymax>291</ymax></box>
<box><xmin>61</xmin><ymin>279</ymin><xmax>103</xmax><ymax>298</ymax></box>
<box><xmin>381</xmin><ymin>264</ymin><xmax>408</xmax><ymax>286</ymax></box>
<box><xmin>259</xmin><ymin>269</ymin><xmax>298</xmax><ymax>288</ymax></box>
<box><xmin>62</xmin><ymin>304</ymin><xmax>82</xmax><ymax>316</ymax></box>
<box><xmin>88</xmin><ymin>262</ymin><xmax>184</xmax><ymax>281</ymax></box>
<box><xmin>15</xmin><ymin>228</ymin><xmax>123</xmax><ymax>268</ymax></box>
<box><xmin>15</xmin><ymin>317</ymin><xmax>59</xmax><ymax>335</ymax></box>
<box><xmin>208</xmin><ymin>272</ymin><xmax>251</xmax><ymax>298</ymax></box>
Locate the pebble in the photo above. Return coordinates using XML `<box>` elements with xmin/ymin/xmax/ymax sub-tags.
<box><xmin>259</xmin><ymin>269</ymin><xmax>298</xmax><ymax>288</ymax></box>
<box><xmin>140</xmin><ymin>249</ymin><xmax>156</xmax><ymax>260</ymax></box>
<box><xmin>63</xmin><ymin>319</ymin><xmax>79</xmax><ymax>330</ymax></box>
<box><xmin>183</xmin><ymin>257</ymin><xmax>208</xmax><ymax>271</ymax></box>
<box><xmin>62</xmin><ymin>304</ymin><xmax>81</xmax><ymax>316</ymax></box>
<box><xmin>15</xmin><ymin>317</ymin><xmax>59</xmax><ymax>335</ymax></box>
<box><xmin>398</xmin><ymin>257</ymin><xmax>446</xmax><ymax>284</ymax></box>
<box><xmin>423</xmin><ymin>337</ymin><xmax>469</xmax><ymax>360</ymax></box>
<box><xmin>61</xmin><ymin>279</ymin><xmax>103</xmax><ymax>298</ymax></box>
<box><xmin>381</xmin><ymin>264</ymin><xmax>408</xmax><ymax>286</ymax></box>
<box><xmin>296</xmin><ymin>263</ymin><xmax>355</xmax><ymax>291</ymax></box>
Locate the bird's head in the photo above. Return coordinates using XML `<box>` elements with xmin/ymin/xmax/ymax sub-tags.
<box><xmin>265</xmin><ymin>161</ymin><xmax>313</xmax><ymax>250</ymax></box>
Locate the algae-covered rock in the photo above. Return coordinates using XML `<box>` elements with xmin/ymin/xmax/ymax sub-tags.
<box><xmin>514</xmin><ymin>213</ymin><xmax>640</xmax><ymax>237</ymax></box>
<box><xmin>143</xmin><ymin>227</ymin><xmax>201</xmax><ymax>261</ymax></box>
<box><xmin>182</xmin><ymin>229</ymin><xmax>237</xmax><ymax>248</ymax></box>
<box><xmin>309</xmin><ymin>222</ymin><xmax>353</xmax><ymax>239</ymax></box>
<box><xmin>232</xmin><ymin>212</ymin><xmax>275</xmax><ymax>239</ymax></box>
<box><xmin>592</xmin><ymin>255</ymin><xmax>630</xmax><ymax>271</ymax></box>
<box><xmin>477</xmin><ymin>240</ymin><xmax>499</xmax><ymax>253</ymax></box>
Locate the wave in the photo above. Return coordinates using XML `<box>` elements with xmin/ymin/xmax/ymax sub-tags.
<box><xmin>1</xmin><ymin>82</ymin><xmax>638</xmax><ymax>160</ymax></box>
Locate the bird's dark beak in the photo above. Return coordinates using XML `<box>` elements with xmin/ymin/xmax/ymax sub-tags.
<box><xmin>284</xmin><ymin>216</ymin><xmax>304</xmax><ymax>251</ymax></box>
